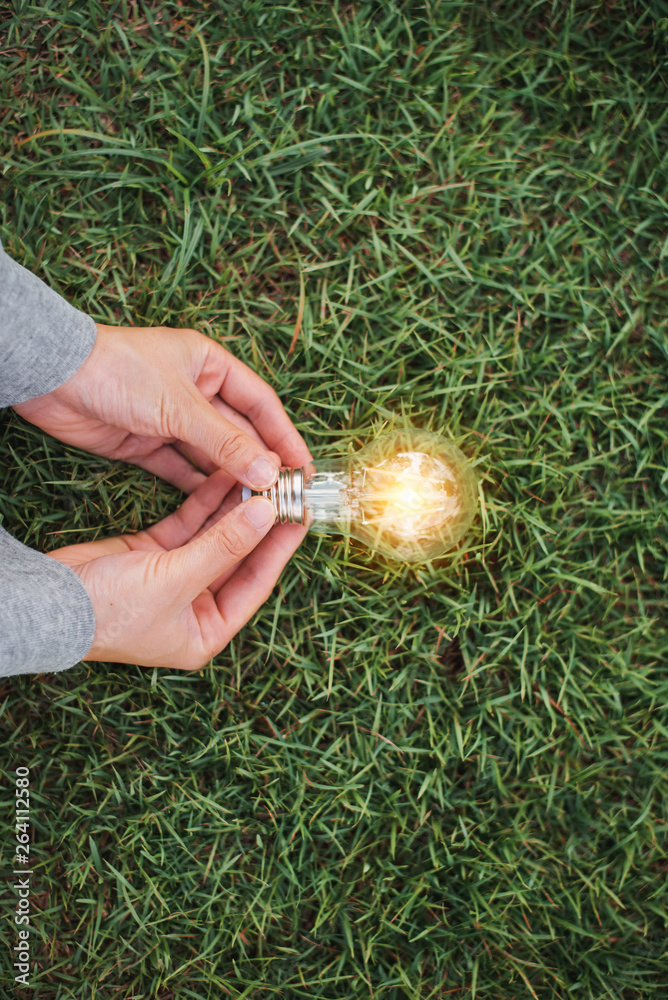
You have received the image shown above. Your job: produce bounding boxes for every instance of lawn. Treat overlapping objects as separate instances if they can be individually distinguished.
[1,2,667,997]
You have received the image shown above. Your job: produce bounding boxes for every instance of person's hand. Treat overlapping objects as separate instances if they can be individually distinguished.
[49,470,306,669]
[13,324,311,493]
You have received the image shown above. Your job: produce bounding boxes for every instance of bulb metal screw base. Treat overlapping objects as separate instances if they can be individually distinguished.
[241,468,305,524]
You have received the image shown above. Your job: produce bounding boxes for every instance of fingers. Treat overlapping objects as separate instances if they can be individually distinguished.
[175,394,271,475]
[210,394,271,447]
[174,393,280,490]
[207,522,308,646]
[146,470,237,550]
[208,519,307,596]
[175,406,281,477]
[168,496,276,601]
[206,345,312,467]
[175,442,281,479]
[132,444,208,494]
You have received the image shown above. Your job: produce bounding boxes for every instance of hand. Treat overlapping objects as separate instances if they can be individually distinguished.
[13,324,311,493]
[49,471,306,669]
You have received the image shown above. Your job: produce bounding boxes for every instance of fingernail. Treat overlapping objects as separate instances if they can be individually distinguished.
[244,498,275,529]
[247,457,278,488]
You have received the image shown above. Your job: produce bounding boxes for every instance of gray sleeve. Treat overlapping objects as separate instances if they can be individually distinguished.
[0,240,97,407]
[0,526,96,676]
[0,240,98,676]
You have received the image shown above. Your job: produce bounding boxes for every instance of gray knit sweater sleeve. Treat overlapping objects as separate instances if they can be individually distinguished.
[1,241,97,676]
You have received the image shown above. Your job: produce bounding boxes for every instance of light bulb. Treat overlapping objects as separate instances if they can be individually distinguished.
[242,429,478,562]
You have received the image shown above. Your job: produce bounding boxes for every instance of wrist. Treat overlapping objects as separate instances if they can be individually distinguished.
[53,322,108,402]
[12,322,104,418]
[66,559,127,664]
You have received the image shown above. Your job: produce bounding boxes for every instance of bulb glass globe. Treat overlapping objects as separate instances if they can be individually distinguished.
[242,429,478,563]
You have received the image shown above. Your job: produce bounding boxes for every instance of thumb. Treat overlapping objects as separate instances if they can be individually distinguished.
[176,394,280,489]
[170,496,276,601]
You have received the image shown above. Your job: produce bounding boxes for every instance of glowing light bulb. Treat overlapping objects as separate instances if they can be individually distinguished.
[242,429,478,562]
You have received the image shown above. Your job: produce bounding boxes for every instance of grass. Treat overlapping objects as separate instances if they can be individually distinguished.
[1,1,667,997]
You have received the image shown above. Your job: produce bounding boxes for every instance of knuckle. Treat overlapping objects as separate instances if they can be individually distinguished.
[216,428,249,467]
[218,520,251,563]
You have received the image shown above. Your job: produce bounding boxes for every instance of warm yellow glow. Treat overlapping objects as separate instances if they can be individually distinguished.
[300,429,478,561]
[343,430,478,560]
[397,486,422,511]
[373,483,437,520]
[358,462,460,538]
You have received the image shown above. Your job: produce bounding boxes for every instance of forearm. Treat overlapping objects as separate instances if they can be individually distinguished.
[0,237,98,674]
[0,239,96,408]
[0,525,95,676]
